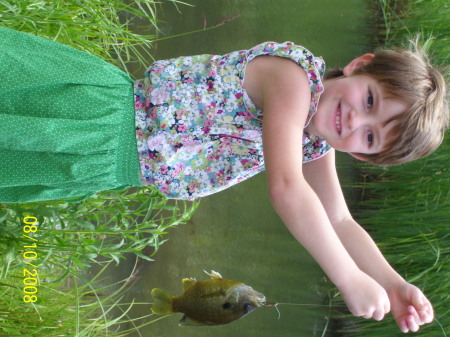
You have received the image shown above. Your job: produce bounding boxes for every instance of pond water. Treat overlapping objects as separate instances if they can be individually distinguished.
[116,0,369,336]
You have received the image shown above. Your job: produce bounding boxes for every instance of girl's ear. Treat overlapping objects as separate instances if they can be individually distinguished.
[343,54,375,76]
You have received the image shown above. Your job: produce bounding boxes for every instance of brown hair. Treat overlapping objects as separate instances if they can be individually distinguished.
[325,41,449,166]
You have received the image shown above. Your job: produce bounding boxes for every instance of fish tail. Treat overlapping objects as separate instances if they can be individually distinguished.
[151,288,174,314]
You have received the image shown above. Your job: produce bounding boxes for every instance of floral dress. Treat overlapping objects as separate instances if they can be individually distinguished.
[134,41,330,200]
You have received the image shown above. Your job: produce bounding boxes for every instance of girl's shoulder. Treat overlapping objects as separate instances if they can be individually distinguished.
[243,42,327,130]
[247,41,325,90]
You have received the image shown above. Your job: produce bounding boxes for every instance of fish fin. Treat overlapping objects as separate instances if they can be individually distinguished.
[204,270,223,279]
[182,278,196,290]
[151,288,174,314]
[179,315,215,327]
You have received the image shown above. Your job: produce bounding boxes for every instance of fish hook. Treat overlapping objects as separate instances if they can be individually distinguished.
[265,302,281,320]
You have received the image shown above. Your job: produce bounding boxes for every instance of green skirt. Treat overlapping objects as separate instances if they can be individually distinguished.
[0,27,142,203]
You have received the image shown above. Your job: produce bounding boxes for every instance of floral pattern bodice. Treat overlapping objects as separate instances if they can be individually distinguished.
[134,41,330,200]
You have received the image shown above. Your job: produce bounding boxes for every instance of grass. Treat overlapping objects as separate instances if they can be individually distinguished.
[1,187,198,277]
[0,187,198,336]
[0,0,189,72]
[0,258,172,336]
[369,0,449,72]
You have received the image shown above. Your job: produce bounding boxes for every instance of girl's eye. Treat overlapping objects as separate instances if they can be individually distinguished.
[367,92,374,110]
[367,131,374,145]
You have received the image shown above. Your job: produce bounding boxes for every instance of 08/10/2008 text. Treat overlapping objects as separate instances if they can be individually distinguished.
[22,216,39,303]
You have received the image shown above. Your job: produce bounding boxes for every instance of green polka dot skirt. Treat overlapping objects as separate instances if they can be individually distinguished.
[0,27,142,203]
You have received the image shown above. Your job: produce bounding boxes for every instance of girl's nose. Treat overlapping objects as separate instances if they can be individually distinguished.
[347,108,366,131]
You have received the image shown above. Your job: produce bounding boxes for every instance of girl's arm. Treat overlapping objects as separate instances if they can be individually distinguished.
[244,56,390,320]
[303,151,434,332]
[302,150,403,287]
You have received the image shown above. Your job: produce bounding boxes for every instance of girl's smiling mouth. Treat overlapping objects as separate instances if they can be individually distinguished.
[336,102,342,135]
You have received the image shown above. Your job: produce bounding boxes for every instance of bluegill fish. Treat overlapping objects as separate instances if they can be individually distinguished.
[151,270,266,326]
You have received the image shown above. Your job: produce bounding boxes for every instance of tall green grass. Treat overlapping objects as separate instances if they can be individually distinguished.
[0,258,172,336]
[0,187,198,336]
[371,0,449,72]
[0,0,188,71]
[1,187,198,278]
[331,1,449,336]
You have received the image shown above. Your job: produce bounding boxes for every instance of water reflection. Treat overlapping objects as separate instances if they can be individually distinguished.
[121,0,368,336]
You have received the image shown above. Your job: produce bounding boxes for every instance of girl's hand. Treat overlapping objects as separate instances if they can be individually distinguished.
[386,282,433,333]
[339,271,390,321]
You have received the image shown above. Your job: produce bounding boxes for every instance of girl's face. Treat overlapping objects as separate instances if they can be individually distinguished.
[306,56,407,155]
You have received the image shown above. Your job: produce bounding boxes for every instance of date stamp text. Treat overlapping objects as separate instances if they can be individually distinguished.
[22,216,39,303]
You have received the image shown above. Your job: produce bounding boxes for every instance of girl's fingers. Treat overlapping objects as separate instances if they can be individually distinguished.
[398,319,409,334]
[408,303,434,325]
[363,304,388,321]
[372,309,385,321]
[406,314,419,332]
[412,289,424,305]
[418,307,433,324]
[362,310,374,319]
[419,300,434,323]
[408,305,422,324]
[410,289,434,324]
[423,308,434,324]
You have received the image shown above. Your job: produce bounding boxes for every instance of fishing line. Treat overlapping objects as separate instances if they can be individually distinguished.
[433,317,447,337]
[272,304,281,319]
[268,302,347,308]
[268,303,446,337]
[265,302,346,320]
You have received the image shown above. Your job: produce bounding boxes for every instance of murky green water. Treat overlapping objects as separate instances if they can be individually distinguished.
[118,0,369,336]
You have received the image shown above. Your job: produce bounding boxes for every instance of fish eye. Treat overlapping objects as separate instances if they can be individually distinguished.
[222,302,232,310]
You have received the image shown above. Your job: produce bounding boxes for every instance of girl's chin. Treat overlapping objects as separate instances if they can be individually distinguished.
[326,143,346,153]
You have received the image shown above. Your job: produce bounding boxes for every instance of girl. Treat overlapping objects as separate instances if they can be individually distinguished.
[1,27,448,333]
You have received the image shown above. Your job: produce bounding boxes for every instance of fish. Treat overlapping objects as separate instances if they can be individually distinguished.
[151,270,266,326]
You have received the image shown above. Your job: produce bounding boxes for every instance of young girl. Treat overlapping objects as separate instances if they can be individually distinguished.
[1,27,448,333]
